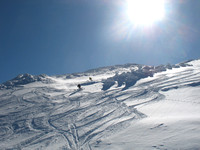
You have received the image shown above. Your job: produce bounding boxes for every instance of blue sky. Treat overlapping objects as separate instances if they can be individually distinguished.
[0,0,200,83]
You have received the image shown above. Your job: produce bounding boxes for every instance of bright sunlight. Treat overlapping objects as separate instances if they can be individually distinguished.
[126,0,166,26]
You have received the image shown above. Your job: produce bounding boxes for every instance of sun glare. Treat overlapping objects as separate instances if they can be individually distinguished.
[126,0,166,26]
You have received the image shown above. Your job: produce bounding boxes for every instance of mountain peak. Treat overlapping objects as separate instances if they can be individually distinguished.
[0,73,48,89]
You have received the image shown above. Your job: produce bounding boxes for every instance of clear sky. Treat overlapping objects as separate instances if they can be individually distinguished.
[0,0,200,83]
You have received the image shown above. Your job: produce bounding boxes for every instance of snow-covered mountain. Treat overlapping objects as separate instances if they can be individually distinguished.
[0,59,200,150]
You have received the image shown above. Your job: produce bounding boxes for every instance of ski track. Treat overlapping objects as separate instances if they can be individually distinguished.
[0,61,200,149]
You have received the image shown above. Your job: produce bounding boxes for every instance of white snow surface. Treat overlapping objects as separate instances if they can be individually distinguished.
[0,60,200,149]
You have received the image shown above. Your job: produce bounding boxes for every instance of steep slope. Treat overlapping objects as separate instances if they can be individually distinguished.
[0,60,200,149]
[93,59,200,150]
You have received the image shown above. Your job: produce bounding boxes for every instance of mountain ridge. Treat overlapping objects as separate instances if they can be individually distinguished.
[0,59,195,90]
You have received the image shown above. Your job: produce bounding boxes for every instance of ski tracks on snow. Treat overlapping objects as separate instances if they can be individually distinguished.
[1,62,200,149]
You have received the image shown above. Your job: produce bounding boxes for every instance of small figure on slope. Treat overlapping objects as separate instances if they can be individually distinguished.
[77,84,81,89]
[89,77,93,81]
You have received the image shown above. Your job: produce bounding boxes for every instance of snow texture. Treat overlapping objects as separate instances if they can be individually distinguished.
[0,59,200,150]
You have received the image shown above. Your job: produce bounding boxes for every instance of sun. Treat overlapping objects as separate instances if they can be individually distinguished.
[126,0,166,26]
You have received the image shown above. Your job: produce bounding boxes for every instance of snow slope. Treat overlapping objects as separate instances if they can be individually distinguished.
[0,60,200,149]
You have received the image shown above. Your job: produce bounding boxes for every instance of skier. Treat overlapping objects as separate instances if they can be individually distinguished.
[77,84,81,89]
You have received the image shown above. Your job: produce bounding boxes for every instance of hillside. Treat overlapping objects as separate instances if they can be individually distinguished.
[0,59,200,149]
